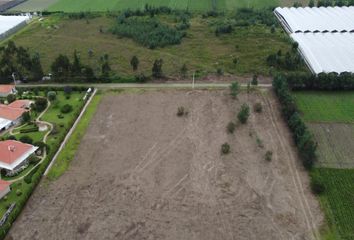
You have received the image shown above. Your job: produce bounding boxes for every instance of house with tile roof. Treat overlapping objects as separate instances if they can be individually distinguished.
[0,104,27,131]
[0,180,10,200]
[0,140,38,176]
[0,85,16,97]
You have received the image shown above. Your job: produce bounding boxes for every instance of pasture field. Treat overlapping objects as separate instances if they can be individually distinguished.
[7,89,322,239]
[294,91,354,123]
[9,0,305,12]
[311,168,354,240]
[7,15,293,78]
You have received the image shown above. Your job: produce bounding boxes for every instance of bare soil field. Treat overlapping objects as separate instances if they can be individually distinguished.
[309,123,354,168]
[8,89,322,240]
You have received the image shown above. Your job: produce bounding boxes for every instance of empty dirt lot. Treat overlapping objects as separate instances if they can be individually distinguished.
[8,89,322,240]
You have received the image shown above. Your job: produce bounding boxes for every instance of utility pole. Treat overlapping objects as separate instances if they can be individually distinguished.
[192,72,195,89]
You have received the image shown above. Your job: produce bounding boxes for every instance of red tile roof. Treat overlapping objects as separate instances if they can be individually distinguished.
[8,100,31,109]
[0,104,26,121]
[0,180,10,191]
[0,85,15,94]
[0,140,33,165]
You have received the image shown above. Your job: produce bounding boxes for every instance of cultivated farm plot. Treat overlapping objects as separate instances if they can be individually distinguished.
[11,0,281,12]
[294,91,354,123]
[308,123,354,168]
[8,90,322,240]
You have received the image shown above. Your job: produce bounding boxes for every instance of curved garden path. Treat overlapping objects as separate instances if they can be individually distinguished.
[7,99,53,183]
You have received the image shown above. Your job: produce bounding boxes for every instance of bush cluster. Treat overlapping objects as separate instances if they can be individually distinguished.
[112,17,185,49]
[273,75,317,170]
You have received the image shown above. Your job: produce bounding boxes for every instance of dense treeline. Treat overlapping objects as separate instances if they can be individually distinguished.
[233,8,278,27]
[273,75,317,170]
[281,72,354,90]
[312,0,354,7]
[0,41,43,84]
[50,51,114,82]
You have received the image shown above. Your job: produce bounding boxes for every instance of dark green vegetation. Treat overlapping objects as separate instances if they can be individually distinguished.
[0,41,43,84]
[273,75,317,170]
[6,9,295,81]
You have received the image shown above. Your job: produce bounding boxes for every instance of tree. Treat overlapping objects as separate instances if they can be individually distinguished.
[152,59,163,78]
[6,94,16,104]
[51,54,71,82]
[237,104,250,124]
[34,97,48,112]
[230,81,239,99]
[47,91,56,101]
[180,64,188,78]
[130,56,139,71]
[71,50,82,77]
[61,104,73,114]
[309,0,315,7]
[251,75,258,86]
[21,111,31,123]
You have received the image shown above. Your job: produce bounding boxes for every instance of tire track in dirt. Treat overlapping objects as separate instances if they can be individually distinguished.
[263,94,320,240]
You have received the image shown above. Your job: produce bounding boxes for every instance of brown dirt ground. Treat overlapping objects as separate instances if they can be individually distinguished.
[8,89,323,240]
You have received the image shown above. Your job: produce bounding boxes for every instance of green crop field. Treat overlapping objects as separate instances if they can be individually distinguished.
[311,168,354,240]
[9,0,307,12]
[6,15,292,78]
[293,91,354,239]
[294,91,354,123]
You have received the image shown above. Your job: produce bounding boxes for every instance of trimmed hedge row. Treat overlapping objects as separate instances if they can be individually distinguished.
[273,75,317,170]
[283,72,354,91]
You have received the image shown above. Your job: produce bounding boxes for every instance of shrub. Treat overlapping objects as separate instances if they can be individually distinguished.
[237,104,250,124]
[226,122,236,134]
[251,74,258,86]
[265,151,273,161]
[34,97,48,112]
[16,189,22,196]
[6,94,16,104]
[311,178,325,195]
[47,91,56,101]
[177,106,187,117]
[61,104,73,114]
[21,112,31,123]
[19,135,33,144]
[253,102,263,113]
[221,143,230,154]
[230,81,239,99]
[24,174,32,184]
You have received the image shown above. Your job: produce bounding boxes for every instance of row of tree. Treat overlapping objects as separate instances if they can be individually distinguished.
[273,75,317,170]
[0,41,43,84]
[308,0,354,7]
[281,72,354,90]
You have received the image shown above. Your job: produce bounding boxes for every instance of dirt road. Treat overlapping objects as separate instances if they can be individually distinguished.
[8,90,322,240]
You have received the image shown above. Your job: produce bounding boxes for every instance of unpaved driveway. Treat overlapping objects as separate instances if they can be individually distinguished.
[8,89,322,240]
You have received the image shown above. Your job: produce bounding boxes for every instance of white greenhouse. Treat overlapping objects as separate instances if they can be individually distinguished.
[0,15,30,39]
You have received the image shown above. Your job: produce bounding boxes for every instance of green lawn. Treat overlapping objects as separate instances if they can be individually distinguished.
[294,91,354,123]
[311,168,354,240]
[7,15,294,78]
[47,92,102,180]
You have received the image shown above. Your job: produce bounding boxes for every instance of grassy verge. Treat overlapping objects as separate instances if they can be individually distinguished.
[46,92,102,180]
